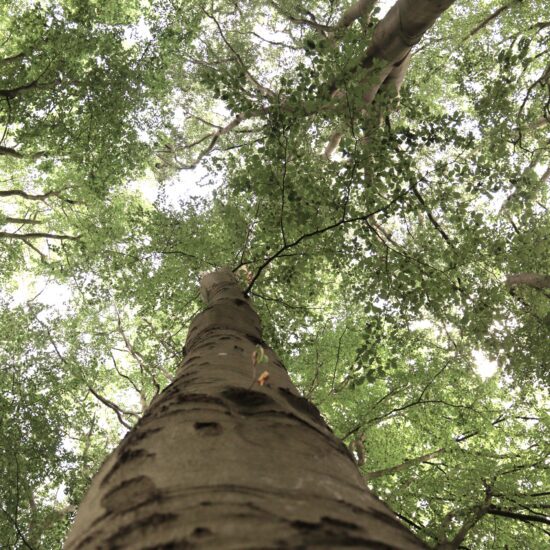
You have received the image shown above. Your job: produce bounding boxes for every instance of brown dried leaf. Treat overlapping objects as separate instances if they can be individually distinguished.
[257,370,270,386]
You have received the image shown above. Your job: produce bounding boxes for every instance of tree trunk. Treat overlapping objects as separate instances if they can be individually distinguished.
[65,268,426,549]
[506,272,550,290]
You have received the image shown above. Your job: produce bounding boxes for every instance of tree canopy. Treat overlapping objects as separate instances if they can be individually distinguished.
[0,0,549,548]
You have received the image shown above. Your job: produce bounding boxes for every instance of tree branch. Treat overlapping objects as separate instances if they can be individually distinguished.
[395,512,425,532]
[204,9,275,98]
[0,145,25,158]
[506,273,550,290]
[1,216,42,225]
[87,387,138,430]
[0,78,40,99]
[487,506,550,525]
[171,112,248,170]
[327,0,455,152]
[364,449,443,480]
[0,231,79,241]
[0,52,26,66]
[336,0,378,29]
[116,310,174,383]
[468,3,511,38]
[436,486,493,549]
[268,1,334,33]
[0,188,76,203]
[412,186,453,246]
[323,131,344,159]
[362,0,456,69]
[0,505,36,550]
[20,238,49,261]
[243,179,419,293]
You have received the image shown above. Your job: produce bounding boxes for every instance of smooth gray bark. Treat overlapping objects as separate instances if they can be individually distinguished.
[65,268,426,549]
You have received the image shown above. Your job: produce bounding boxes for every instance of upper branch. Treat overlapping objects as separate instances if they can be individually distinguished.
[1,216,42,225]
[336,0,378,30]
[87,387,138,430]
[268,1,334,33]
[487,506,550,525]
[0,231,79,241]
[243,178,420,293]
[468,2,514,38]
[506,273,550,290]
[362,0,456,68]
[163,113,253,170]
[0,189,58,201]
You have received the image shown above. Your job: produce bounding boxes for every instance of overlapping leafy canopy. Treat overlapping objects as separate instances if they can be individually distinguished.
[0,0,549,548]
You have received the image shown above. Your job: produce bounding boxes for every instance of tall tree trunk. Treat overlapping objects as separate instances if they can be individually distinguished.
[65,268,426,549]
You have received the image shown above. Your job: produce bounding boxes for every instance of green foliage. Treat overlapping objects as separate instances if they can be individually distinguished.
[1,0,549,548]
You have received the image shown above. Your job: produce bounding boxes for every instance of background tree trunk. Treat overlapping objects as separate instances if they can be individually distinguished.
[65,268,426,549]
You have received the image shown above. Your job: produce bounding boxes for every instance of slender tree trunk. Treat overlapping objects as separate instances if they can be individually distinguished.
[65,268,426,549]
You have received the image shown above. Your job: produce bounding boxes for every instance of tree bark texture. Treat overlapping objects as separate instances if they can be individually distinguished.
[364,0,456,66]
[361,0,455,102]
[506,272,550,290]
[65,268,426,549]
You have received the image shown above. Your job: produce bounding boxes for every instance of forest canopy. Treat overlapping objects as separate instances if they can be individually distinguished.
[0,0,549,548]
